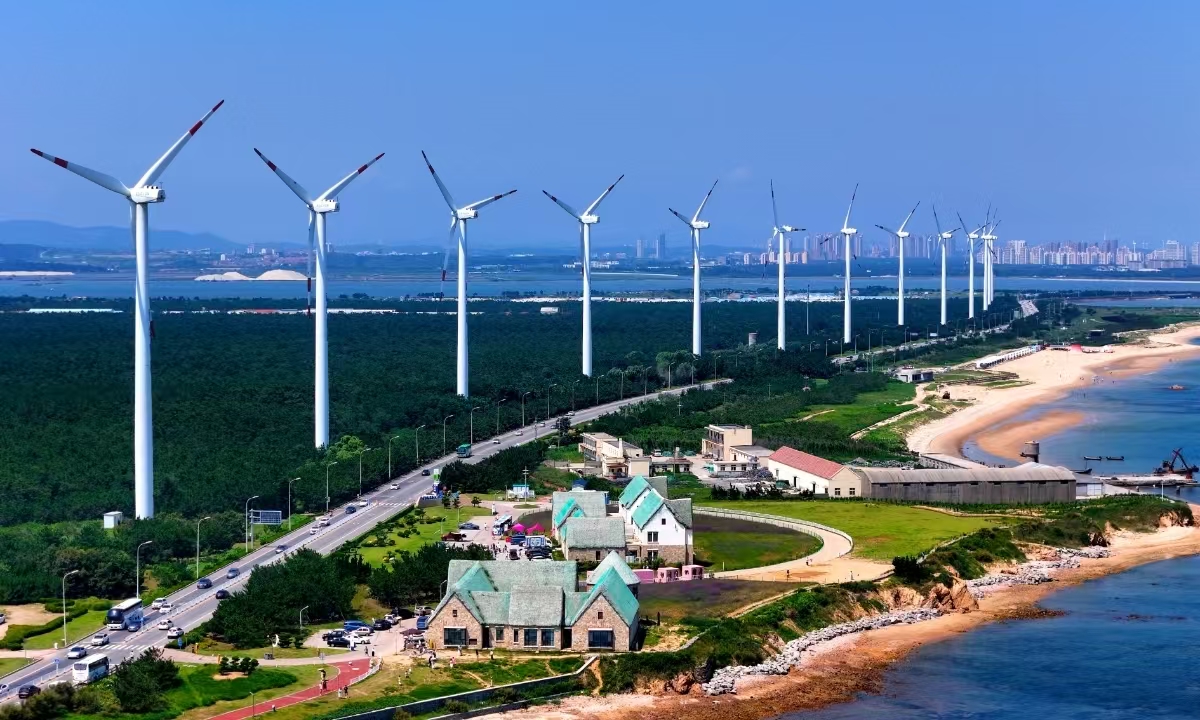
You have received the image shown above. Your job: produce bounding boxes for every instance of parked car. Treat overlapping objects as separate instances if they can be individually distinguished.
[345,505,357,515]
[413,606,432,617]
[197,577,213,589]
[371,619,392,631]
[326,636,351,648]
[416,616,429,631]
[350,630,371,642]
[343,620,369,631]
[157,619,173,631]
[421,469,431,476]
[66,646,88,660]
[275,544,287,554]
[215,589,231,600]
[0,612,6,624]
[458,522,480,531]
[17,686,39,700]
[226,567,240,579]
[90,633,109,647]
[322,630,346,642]
[167,627,185,639]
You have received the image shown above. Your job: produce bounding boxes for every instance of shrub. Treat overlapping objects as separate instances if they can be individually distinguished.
[443,700,469,713]
[892,555,930,584]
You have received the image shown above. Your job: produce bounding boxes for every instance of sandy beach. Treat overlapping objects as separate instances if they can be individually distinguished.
[908,323,1200,462]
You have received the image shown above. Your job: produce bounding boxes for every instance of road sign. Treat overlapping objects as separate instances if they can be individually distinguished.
[249,509,283,525]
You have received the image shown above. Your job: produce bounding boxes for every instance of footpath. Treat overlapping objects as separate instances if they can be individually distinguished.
[204,659,372,720]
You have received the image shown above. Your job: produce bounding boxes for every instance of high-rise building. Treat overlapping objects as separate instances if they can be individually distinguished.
[655,232,667,260]
[635,236,645,259]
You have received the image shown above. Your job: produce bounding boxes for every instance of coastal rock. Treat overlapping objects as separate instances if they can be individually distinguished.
[948,581,979,612]
[966,547,1107,597]
[883,586,922,610]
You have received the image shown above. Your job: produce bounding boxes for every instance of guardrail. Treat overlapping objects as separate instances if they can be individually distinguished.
[693,507,853,555]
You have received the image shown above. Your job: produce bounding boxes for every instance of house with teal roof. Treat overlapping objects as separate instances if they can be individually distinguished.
[425,557,640,653]
[618,475,694,564]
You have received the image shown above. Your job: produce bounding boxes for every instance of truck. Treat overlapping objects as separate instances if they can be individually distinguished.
[105,598,143,632]
[456,443,472,458]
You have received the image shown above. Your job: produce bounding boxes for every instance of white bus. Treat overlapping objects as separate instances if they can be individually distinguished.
[106,598,143,631]
[72,654,109,685]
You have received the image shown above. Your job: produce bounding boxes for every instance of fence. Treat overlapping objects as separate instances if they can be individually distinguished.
[693,506,853,555]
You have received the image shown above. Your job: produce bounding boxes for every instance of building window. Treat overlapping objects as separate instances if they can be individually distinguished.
[596,550,602,560]
[834,488,842,497]
[647,550,658,561]
[848,488,856,497]
[597,610,604,620]
[514,629,519,642]
[540,629,555,646]
[647,531,659,543]
[661,518,667,525]
[524,628,539,647]
[494,627,505,643]
[451,609,458,618]
[444,628,467,647]
[588,630,615,649]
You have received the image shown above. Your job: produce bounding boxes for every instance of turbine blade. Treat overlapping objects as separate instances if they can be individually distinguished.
[692,179,718,222]
[583,174,624,216]
[770,180,781,234]
[441,218,457,294]
[991,219,1003,234]
[875,224,898,237]
[136,100,224,188]
[931,204,945,238]
[30,149,130,197]
[318,153,385,202]
[465,189,517,212]
[896,200,920,235]
[253,148,313,205]
[669,208,692,226]
[421,151,457,211]
[541,190,581,219]
[306,211,314,312]
[956,211,973,238]
[842,183,858,231]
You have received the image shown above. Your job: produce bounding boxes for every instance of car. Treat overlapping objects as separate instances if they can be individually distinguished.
[492,438,501,444]
[159,601,173,613]
[371,619,392,631]
[197,577,213,589]
[309,527,319,535]
[458,522,480,531]
[343,620,369,631]
[413,606,432,617]
[326,636,351,648]
[389,483,399,490]
[0,612,6,624]
[537,422,546,427]
[157,619,173,631]
[350,626,373,636]
[416,616,429,631]
[226,567,240,579]
[345,505,357,515]
[167,627,185,639]
[421,469,431,476]
[150,598,165,610]
[17,685,39,700]
[215,589,231,600]
[322,630,345,642]
[356,500,369,508]
[66,647,88,660]
[317,516,331,526]
[275,544,287,554]
[90,632,109,647]
[567,411,575,417]
[515,429,523,435]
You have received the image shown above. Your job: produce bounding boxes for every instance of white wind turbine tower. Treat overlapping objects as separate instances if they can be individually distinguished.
[669,180,718,356]
[957,211,985,321]
[423,152,517,397]
[875,201,920,327]
[768,181,804,351]
[542,175,624,377]
[31,100,225,519]
[931,205,958,327]
[982,218,1001,310]
[838,185,859,344]
[253,148,386,447]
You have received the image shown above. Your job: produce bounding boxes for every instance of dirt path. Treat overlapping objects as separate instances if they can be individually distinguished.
[0,605,57,641]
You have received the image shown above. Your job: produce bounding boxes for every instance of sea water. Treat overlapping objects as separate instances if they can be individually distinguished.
[781,555,1200,719]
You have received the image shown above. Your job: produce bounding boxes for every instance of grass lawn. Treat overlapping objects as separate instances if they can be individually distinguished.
[701,500,998,560]
[165,664,319,720]
[193,639,349,660]
[798,382,917,435]
[692,515,821,572]
[23,609,108,650]
[357,503,492,566]
[545,446,585,463]
[638,580,796,624]
[532,464,576,492]
[0,658,30,677]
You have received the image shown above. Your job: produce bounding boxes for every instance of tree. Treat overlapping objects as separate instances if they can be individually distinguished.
[111,648,180,713]
[470,496,481,508]
[554,416,571,441]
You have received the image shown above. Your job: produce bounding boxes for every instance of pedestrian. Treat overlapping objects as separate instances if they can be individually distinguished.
[489,649,495,661]
[475,648,479,658]
[271,704,277,713]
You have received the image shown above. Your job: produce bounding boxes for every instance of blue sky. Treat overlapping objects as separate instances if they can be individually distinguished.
[2,1,1197,250]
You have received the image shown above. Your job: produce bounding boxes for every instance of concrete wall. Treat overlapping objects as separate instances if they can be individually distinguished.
[569,595,633,652]
[870,479,1076,504]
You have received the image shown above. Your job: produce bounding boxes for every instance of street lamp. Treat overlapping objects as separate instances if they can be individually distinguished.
[642,366,650,396]
[667,363,675,389]
[387,435,402,478]
[62,570,79,645]
[287,478,300,530]
[521,391,532,426]
[244,495,260,549]
[415,424,426,465]
[571,380,579,410]
[135,540,153,600]
[469,406,481,445]
[357,447,374,498]
[547,383,557,418]
[196,516,212,579]
[324,463,337,515]
[495,400,506,434]
[443,414,455,455]
[300,605,310,630]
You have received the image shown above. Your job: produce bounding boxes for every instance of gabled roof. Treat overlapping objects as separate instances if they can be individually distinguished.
[567,567,639,627]
[630,490,665,529]
[553,497,581,528]
[551,490,608,521]
[647,476,670,498]
[618,475,650,508]
[587,551,640,586]
[767,446,846,480]
[562,517,626,549]
[508,586,564,626]
[445,559,577,593]
[665,498,693,528]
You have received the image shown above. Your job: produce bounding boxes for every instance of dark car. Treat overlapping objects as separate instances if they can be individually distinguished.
[371,619,392,631]
[421,469,431,476]
[326,636,351,648]
[225,567,240,579]
[215,589,231,600]
[322,630,345,642]
[197,577,213,589]
[17,686,39,699]
[345,505,357,515]
[458,522,480,531]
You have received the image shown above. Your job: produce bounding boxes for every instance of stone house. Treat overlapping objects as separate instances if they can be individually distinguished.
[550,490,609,540]
[560,517,627,562]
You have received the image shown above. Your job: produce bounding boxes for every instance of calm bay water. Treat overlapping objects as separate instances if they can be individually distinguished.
[783,555,1200,719]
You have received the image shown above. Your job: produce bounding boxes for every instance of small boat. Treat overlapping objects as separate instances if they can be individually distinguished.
[1074,467,1094,475]
[1169,385,1185,391]
[1083,456,1102,461]
[1106,456,1125,461]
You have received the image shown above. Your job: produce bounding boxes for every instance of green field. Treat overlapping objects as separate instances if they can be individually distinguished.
[692,515,821,572]
[22,609,109,650]
[638,579,795,624]
[797,382,917,434]
[545,446,585,463]
[0,657,30,677]
[700,500,998,560]
[356,503,494,566]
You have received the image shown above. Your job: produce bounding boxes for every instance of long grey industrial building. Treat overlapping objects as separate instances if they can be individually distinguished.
[849,463,1077,504]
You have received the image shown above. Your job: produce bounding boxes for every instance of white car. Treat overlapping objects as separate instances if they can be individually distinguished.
[356,500,369,508]
[515,430,523,436]
[309,527,319,535]
[159,601,173,613]
[150,598,165,610]
[167,627,185,639]
[157,619,172,631]
[90,633,109,647]
[492,438,500,444]
[389,483,399,490]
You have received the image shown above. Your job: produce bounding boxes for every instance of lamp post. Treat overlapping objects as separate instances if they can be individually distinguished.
[547,383,556,418]
[387,435,401,479]
[135,540,153,600]
[571,380,579,410]
[415,425,425,465]
[195,515,212,579]
[642,366,649,396]
[357,447,373,498]
[62,569,79,645]
[300,605,309,630]
[521,392,532,427]
[243,495,260,549]
[443,414,455,456]
[495,400,505,434]
[469,406,481,445]
[667,363,675,389]
[324,463,336,515]
[825,339,831,356]
[287,478,300,530]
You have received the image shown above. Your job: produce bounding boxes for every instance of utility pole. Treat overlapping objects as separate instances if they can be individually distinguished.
[547,383,556,418]
[443,414,455,456]
[357,447,373,498]
[243,495,260,548]
[135,540,154,600]
[470,406,481,445]
[324,463,336,515]
[415,425,425,465]
[62,570,79,646]
[387,435,401,478]
[287,477,300,529]
[495,400,505,434]
[521,391,532,427]
[196,516,211,579]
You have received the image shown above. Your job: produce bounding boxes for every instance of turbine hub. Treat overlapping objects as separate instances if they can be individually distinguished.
[455,208,477,221]
[692,220,710,230]
[580,214,599,225]
[130,186,165,204]
[312,198,339,213]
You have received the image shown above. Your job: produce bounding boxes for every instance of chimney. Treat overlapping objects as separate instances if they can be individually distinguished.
[618,438,624,455]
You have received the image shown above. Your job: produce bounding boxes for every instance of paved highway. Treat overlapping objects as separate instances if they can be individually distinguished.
[0,380,725,698]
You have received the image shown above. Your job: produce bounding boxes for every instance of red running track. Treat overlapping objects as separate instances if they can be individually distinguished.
[208,660,373,720]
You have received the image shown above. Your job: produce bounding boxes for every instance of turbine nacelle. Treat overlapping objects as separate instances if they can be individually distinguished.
[580,213,599,225]
[895,230,910,239]
[130,186,165,204]
[312,198,340,214]
[779,225,803,233]
[455,207,478,221]
[841,227,857,237]
[692,220,710,230]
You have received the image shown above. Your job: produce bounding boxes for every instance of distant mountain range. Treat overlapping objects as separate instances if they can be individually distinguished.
[0,220,243,253]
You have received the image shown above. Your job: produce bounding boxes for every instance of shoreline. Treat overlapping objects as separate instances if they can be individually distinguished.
[500,519,1200,720]
[907,323,1200,463]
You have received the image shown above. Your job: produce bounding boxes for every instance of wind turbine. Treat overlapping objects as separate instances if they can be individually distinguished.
[957,211,986,320]
[253,149,385,447]
[838,185,859,343]
[31,100,224,519]
[875,201,920,327]
[768,182,806,350]
[543,175,624,377]
[931,205,958,327]
[423,152,517,397]
[669,180,718,356]
[982,218,1001,309]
